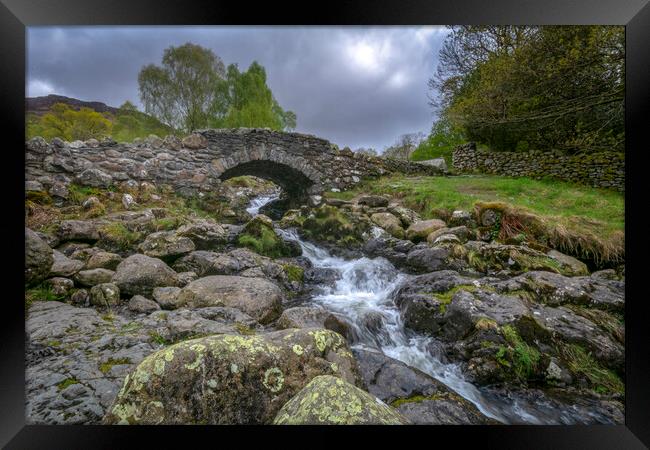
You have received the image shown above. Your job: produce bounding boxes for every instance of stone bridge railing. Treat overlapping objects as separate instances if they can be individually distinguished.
[25,128,443,198]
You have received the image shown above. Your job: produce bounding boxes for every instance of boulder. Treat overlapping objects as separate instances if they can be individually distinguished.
[50,250,84,277]
[353,349,494,424]
[74,269,115,287]
[387,205,421,227]
[85,251,123,270]
[45,277,74,297]
[103,328,361,424]
[127,295,161,314]
[273,375,410,425]
[276,306,352,339]
[25,228,54,286]
[57,220,102,242]
[370,212,404,239]
[121,193,136,210]
[138,231,195,262]
[112,254,180,297]
[176,219,228,250]
[152,287,183,310]
[177,275,283,324]
[427,226,471,244]
[546,250,589,277]
[449,210,473,227]
[406,219,447,242]
[89,283,120,308]
[177,271,198,287]
[357,195,389,207]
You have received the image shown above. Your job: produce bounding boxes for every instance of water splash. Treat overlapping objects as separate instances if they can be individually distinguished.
[246,191,281,216]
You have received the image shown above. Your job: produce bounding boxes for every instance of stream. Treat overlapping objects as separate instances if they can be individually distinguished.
[252,195,618,425]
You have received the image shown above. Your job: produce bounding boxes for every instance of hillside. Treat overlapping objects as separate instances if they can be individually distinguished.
[26,94,175,142]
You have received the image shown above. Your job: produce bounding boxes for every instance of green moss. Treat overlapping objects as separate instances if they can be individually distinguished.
[68,184,103,205]
[431,284,494,314]
[57,377,80,390]
[282,263,304,283]
[99,357,132,374]
[300,205,368,247]
[151,217,182,231]
[99,222,142,250]
[237,221,296,258]
[25,284,66,309]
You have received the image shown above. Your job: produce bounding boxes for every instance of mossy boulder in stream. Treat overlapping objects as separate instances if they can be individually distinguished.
[103,328,362,424]
[272,375,411,425]
[300,205,369,247]
[237,215,301,258]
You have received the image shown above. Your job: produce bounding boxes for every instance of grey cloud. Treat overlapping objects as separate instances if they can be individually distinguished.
[27,26,448,150]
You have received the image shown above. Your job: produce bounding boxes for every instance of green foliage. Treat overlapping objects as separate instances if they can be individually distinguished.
[411,114,464,166]
[139,42,226,132]
[237,226,292,258]
[282,263,305,283]
[211,61,296,131]
[25,284,67,309]
[431,26,624,153]
[497,325,541,380]
[559,343,624,395]
[30,103,113,141]
[149,331,171,346]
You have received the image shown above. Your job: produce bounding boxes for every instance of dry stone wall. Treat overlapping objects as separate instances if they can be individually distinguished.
[452,143,624,191]
[25,128,443,198]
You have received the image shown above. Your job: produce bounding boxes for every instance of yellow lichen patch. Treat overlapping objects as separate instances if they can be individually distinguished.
[111,402,140,425]
[262,367,285,393]
[184,343,207,371]
[292,344,304,356]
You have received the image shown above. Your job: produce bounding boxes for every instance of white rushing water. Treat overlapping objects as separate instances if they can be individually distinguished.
[245,191,281,216]
[275,227,615,425]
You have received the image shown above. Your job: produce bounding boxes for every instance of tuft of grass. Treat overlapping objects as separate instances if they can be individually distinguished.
[559,343,624,395]
[99,357,131,374]
[149,331,171,346]
[99,222,142,250]
[497,324,541,380]
[25,285,66,310]
[234,322,257,336]
[57,377,80,391]
[238,227,291,258]
[68,184,103,205]
[282,263,304,283]
[327,174,623,265]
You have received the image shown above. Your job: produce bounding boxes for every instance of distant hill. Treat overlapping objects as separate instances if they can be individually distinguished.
[26,94,122,116]
[26,94,175,142]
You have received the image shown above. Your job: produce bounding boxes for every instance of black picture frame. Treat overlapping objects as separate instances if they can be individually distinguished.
[2,0,649,447]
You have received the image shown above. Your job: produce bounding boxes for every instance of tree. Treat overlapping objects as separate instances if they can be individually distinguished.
[119,100,138,112]
[138,42,226,132]
[382,132,425,160]
[38,103,112,141]
[210,61,297,131]
[355,147,377,157]
[429,26,624,153]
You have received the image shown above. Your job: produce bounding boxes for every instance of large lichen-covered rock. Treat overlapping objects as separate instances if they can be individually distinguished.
[50,249,84,278]
[405,219,447,242]
[177,275,283,324]
[272,375,410,425]
[546,249,589,276]
[103,329,361,425]
[112,254,180,297]
[26,227,54,286]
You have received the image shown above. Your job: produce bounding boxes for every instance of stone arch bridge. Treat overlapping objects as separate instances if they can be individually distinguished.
[25,128,443,200]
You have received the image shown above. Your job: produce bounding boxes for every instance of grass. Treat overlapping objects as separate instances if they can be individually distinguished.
[282,263,305,283]
[98,222,142,250]
[410,145,455,168]
[25,285,66,310]
[559,343,624,395]
[327,174,624,264]
[497,324,541,381]
[149,331,171,346]
[57,377,80,390]
[99,357,131,374]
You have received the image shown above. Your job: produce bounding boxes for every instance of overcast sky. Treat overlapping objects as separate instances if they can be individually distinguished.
[27,26,448,151]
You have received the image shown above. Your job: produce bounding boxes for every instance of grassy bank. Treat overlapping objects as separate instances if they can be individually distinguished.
[327,174,624,265]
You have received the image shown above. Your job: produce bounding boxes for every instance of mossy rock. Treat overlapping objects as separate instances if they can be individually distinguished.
[272,375,410,425]
[300,205,369,247]
[238,215,301,258]
[103,328,362,425]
